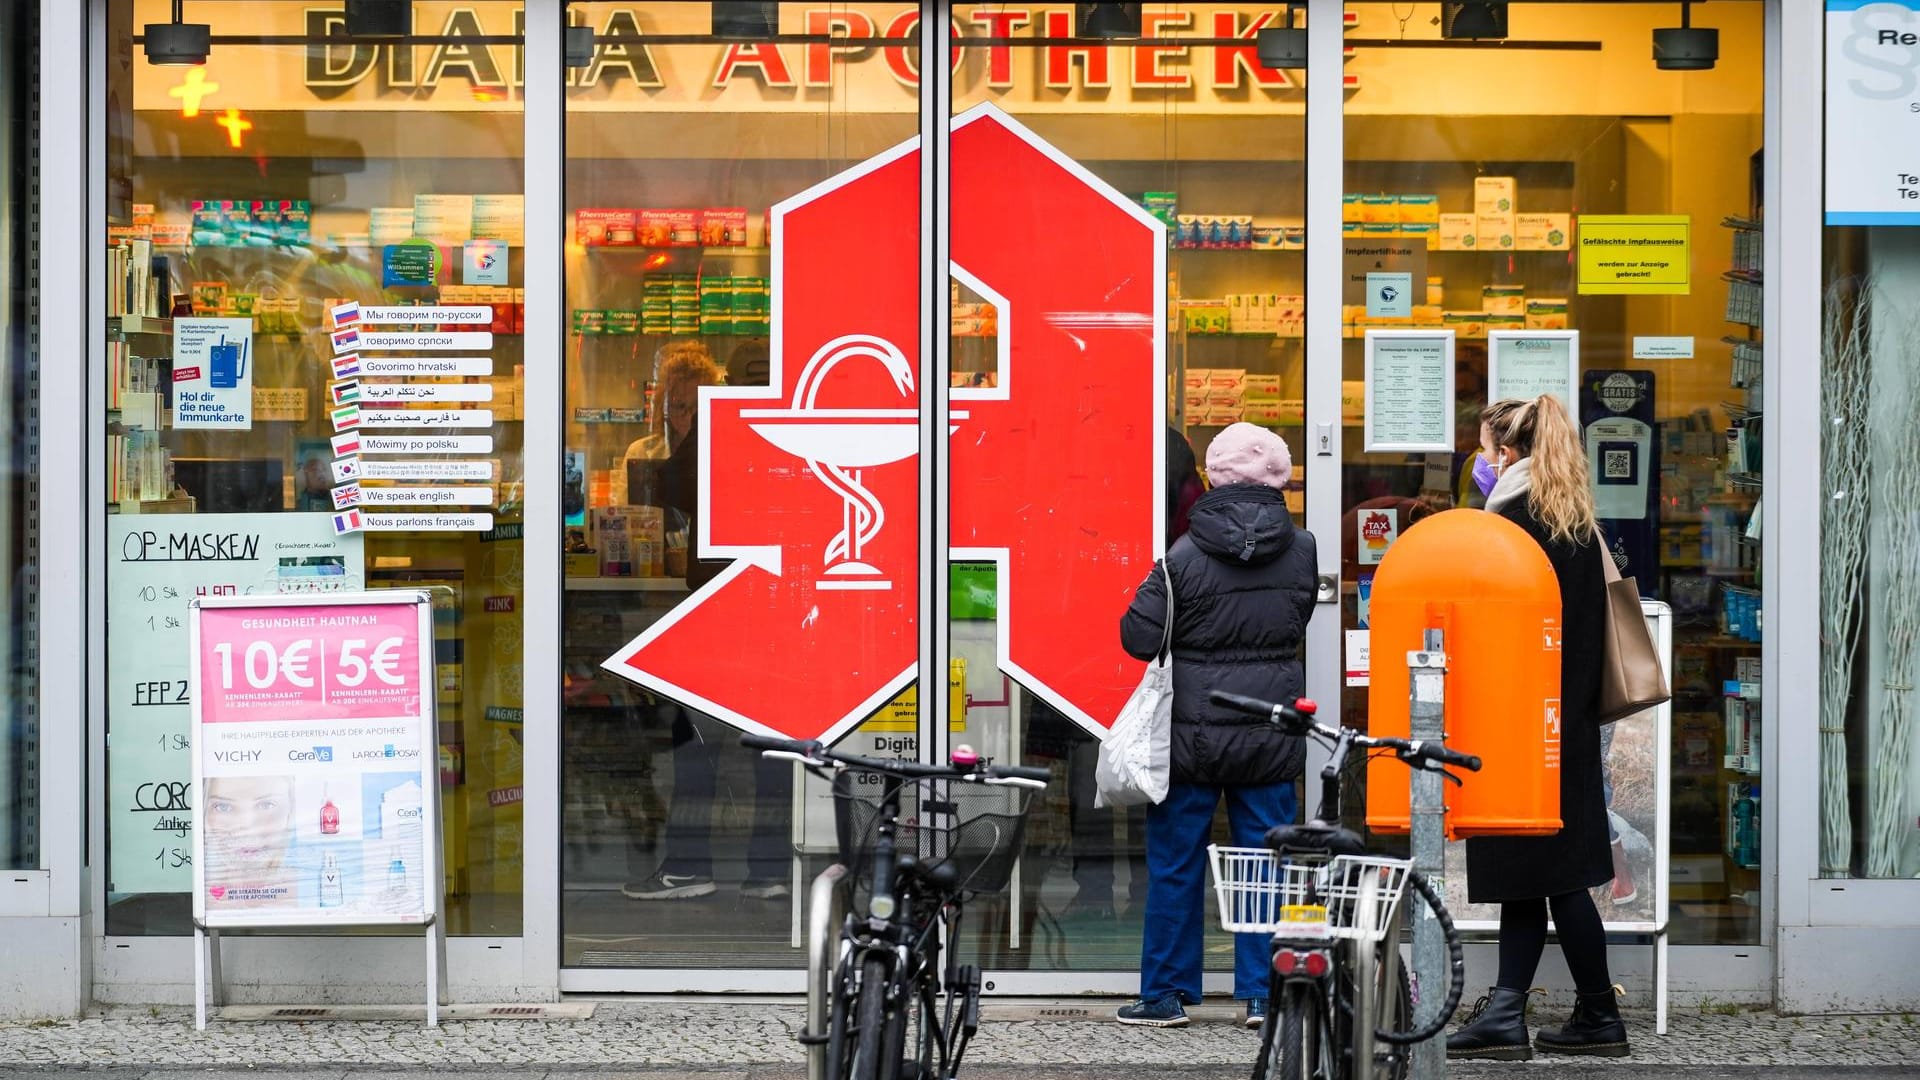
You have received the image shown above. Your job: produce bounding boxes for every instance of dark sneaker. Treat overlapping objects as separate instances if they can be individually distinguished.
[1246,997,1268,1029]
[741,879,791,900]
[1117,994,1189,1028]
[622,871,716,900]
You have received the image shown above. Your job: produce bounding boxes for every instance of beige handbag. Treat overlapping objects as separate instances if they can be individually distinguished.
[1596,532,1670,725]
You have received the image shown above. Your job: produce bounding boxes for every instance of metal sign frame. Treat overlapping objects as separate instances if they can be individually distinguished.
[186,590,446,1028]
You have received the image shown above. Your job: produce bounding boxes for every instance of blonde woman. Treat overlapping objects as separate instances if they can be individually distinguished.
[1447,395,1628,1061]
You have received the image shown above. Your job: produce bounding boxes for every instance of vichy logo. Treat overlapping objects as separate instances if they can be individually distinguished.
[212,749,262,764]
[288,746,334,762]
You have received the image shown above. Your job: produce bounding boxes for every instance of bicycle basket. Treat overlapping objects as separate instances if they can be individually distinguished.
[833,770,1034,896]
[1207,846,1412,943]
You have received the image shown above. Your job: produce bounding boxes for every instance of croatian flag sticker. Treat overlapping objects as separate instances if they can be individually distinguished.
[331,482,361,511]
[331,353,362,379]
[331,301,362,328]
[331,508,365,535]
[330,456,361,483]
[330,431,361,457]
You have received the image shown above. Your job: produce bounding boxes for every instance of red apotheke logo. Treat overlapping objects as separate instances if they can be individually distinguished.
[603,104,1162,744]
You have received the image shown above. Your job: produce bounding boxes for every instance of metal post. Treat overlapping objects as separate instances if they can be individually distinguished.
[1408,629,1450,1080]
[806,864,851,1080]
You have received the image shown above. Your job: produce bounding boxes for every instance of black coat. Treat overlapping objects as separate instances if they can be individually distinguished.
[1120,483,1314,787]
[1464,497,1614,903]
[660,422,723,589]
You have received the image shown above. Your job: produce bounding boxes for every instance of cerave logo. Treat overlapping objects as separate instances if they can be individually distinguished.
[288,746,334,762]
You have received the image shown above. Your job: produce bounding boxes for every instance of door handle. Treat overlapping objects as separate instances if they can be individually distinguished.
[1316,574,1338,604]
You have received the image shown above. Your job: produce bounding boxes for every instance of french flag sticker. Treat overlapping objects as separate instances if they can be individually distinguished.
[331,482,361,510]
[330,431,361,457]
[332,353,362,379]
[331,301,362,328]
[331,508,365,535]
[331,403,361,431]
[330,456,361,483]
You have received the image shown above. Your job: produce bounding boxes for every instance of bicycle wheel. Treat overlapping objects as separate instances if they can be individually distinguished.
[851,954,900,1080]
[1271,981,1330,1080]
[1331,949,1412,1080]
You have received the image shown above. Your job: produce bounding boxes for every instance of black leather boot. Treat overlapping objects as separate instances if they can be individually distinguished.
[1446,986,1533,1061]
[1535,988,1631,1057]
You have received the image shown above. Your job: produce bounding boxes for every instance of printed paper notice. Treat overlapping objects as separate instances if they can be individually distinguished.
[1576,216,1690,295]
[1345,630,1370,687]
[1363,331,1454,452]
[1825,1,1920,226]
[1489,332,1578,412]
[172,318,255,430]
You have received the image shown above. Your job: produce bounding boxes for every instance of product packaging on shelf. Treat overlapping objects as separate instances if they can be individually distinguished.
[1516,213,1571,251]
[1483,284,1527,316]
[415,194,476,243]
[1360,195,1398,224]
[369,206,416,247]
[473,194,525,244]
[577,208,636,246]
[1476,214,1516,251]
[1438,214,1476,251]
[1474,177,1517,216]
[1525,299,1569,330]
[1397,195,1440,224]
[698,208,749,246]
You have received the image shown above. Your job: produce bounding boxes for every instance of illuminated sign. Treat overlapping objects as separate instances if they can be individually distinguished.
[291,5,1358,96]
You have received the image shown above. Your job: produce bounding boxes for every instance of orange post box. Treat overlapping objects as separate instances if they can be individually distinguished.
[1365,509,1564,838]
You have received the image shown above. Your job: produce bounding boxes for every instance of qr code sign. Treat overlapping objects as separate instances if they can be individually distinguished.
[1604,449,1631,479]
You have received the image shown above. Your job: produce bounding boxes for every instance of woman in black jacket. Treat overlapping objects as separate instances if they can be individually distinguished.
[1447,394,1628,1060]
[1114,423,1316,1030]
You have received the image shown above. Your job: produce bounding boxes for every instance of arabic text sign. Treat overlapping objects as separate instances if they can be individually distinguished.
[1825,0,1920,226]
[191,592,438,928]
[1576,216,1691,295]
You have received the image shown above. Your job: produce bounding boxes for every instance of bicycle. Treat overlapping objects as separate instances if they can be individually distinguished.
[741,733,1049,1080]
[1206,691,1484,1080]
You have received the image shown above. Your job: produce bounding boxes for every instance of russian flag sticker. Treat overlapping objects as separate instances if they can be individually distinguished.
[332,353,362,379]
[331,301,362,328]
[330,431,361,457]
[331,508,365,535]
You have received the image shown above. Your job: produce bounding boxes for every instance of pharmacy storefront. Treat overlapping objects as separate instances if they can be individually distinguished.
[1,0,1916,1016]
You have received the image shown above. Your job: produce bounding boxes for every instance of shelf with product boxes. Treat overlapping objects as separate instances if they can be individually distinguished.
[1341,282,1569,339]
[1342,179,1572,254]
[572,272,771,339]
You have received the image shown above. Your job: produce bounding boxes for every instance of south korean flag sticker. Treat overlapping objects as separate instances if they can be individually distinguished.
[331,456,362,484]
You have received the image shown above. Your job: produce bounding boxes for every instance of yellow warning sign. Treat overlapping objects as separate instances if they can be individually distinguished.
[1575,215,1691,295]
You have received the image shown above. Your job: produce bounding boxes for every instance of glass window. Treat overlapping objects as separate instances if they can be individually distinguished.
[947,4,1309,977]
[103,1,524,935]
[1343,2,1765,944]
[1,0,39,870]
[560,1,921,969]
[1818,3,1920,878]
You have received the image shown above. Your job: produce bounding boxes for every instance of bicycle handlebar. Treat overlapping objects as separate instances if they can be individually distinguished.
[740,733,1052,787]
[1207,691,1483,774]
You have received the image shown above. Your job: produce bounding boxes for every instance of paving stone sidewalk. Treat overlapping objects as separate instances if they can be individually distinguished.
[0,1002,1913,1070]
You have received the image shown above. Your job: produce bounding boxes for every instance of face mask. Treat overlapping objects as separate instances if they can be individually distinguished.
[1472,454,1500,497]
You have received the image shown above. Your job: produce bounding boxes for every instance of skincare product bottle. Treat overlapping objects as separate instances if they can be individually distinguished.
[318,852,343,908]
[319,787,340,836]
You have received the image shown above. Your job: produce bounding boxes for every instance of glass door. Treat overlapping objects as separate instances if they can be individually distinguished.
[560,2,927,977]
[941,4,1312,990]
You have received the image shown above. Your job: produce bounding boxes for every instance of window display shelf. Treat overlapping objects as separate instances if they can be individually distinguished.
[108,315,171,337]
[582,246,768,258]
[563,576,690,593]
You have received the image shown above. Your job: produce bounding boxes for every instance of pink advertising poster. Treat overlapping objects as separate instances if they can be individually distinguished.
[196,603,423,724]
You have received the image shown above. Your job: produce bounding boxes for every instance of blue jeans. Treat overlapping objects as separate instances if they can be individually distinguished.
[1141,780,1297,1003]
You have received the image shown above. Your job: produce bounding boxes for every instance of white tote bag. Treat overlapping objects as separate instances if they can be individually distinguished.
[1094,562,1175,808]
